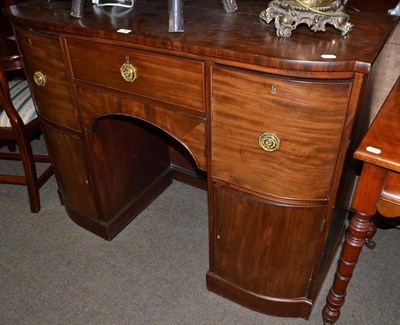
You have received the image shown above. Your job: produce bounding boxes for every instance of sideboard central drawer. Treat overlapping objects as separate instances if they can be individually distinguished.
[67,38,205,112]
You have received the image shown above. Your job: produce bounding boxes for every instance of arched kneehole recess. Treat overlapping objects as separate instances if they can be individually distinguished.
[85,114,206,234]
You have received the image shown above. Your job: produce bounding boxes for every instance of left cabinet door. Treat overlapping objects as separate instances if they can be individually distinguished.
[41,125,100,223]
[14,26,80,130]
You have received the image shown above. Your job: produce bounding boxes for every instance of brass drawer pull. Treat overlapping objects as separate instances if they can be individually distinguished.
[120,56,137,82]
[33,71,46,87]
[259,132,280,152]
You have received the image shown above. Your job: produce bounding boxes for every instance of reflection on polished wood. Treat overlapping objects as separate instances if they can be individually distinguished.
[323,77,400,324]
[5,0,400,320]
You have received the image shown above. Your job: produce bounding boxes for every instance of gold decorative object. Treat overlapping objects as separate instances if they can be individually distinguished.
[260,0,353,37]
[33,71,46,87]
[259,132,280,152]
[120,56,137,82]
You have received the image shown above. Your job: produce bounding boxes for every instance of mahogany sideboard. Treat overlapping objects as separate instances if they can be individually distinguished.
[5,0,399,319]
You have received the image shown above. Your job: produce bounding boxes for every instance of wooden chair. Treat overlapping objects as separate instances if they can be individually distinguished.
[0,23,53,213]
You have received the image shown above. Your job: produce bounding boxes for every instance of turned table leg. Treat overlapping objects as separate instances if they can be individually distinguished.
[322,210,374,324]
[322,163,387,324]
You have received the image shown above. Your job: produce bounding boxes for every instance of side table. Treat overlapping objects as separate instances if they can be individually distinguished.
[322,76,400,324]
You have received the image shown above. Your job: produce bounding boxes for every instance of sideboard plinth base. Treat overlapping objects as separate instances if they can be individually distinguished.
[65,169,173,241]
[206,271,313,319]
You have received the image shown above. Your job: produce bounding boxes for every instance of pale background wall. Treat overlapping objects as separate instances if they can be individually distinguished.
[370,23,400,121]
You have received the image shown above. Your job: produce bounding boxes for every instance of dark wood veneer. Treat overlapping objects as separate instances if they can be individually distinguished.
[6,0,399,319]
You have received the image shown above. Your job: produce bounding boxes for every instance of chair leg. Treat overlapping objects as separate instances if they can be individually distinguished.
[17,137,41,213]
[26,178,41,213]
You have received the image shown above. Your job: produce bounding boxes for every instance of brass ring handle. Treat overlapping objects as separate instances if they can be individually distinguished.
[33,71,46,87]
[259,132,280,152]
[120,62,138,82]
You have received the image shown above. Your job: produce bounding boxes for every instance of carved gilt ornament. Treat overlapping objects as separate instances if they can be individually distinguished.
[260,0,353,37]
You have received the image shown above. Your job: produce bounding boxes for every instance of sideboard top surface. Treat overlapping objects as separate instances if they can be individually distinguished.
[6,0,400,73]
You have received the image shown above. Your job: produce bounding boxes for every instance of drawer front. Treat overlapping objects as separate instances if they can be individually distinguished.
[211,66,352,200]
[14,27,79,130]
[67,38,205,112]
